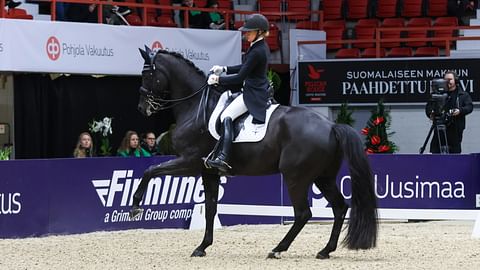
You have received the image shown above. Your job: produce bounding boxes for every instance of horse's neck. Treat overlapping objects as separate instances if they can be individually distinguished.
[172,85,220,128]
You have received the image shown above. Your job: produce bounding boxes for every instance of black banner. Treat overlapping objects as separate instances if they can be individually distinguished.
[298,58,480,105]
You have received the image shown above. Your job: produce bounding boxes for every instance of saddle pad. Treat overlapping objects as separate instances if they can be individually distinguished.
[208,91,280,143]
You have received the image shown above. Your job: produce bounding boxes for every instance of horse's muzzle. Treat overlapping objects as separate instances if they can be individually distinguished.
[137,96,151,117]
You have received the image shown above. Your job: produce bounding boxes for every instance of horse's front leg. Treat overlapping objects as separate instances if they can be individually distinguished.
[191,172,220,257]
[129,157,201,218]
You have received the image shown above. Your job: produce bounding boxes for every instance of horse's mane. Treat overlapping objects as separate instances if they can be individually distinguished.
[155,50,206,77]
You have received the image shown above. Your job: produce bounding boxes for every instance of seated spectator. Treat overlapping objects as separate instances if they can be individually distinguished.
[117,130,152,157]
[5,0,21,9]
[448,0,478,25]
[180,0,203,28]
[65,3,99,23]
[73,132,94,158]
[200,0,225,29]
[140,131,159,156]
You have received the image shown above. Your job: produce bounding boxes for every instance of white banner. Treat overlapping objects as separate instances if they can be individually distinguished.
[0,19,241,75]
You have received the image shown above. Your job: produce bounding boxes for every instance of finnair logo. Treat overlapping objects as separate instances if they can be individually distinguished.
[92,170,226,208]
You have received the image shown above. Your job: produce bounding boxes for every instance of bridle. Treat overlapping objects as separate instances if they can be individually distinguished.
[139,56,208,112]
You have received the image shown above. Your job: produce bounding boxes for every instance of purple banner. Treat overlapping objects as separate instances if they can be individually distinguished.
[1,155,479,238]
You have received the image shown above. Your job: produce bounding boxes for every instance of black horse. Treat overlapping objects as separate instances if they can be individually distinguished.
[131,47,378,259]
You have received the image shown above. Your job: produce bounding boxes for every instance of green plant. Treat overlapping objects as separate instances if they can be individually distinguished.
[0,145,12,160]
[335,102,355,126]
[267,69,281,92]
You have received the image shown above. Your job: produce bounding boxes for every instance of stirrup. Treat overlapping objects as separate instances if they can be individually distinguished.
[202,150,216,169]
[206,158,232,172]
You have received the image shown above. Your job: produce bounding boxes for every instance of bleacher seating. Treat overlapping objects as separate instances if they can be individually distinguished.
[401,0,424,17]
[426,0,448,17]
[1,0,468,60]
[335,48,361,58]
[346,0,369,20]
[356,18,380,28]
[375,0,399,18]
[362,47,386,58]
[405,17,432,47]
[353,25,376,48]
[5,8,33,20]
[414,46,440,56]
[286,0,310,21]
[380,18,405,48]
[388,47,413,57]
[322,0,344,20]
[432,16,458,47]
[258,0,282,21]
[323,20,346,50]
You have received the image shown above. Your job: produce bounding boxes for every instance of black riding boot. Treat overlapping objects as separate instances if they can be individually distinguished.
[206,117,233,172]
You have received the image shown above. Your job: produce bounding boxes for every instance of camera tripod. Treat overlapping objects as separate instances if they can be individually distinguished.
[419,115,449,154]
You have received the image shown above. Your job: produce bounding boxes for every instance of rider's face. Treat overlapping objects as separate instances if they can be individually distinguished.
[244,30,257,43]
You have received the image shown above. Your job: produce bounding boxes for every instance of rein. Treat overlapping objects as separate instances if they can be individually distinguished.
[139,82,208,111]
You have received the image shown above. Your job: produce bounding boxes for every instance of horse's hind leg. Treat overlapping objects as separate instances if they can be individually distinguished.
[314,177,348,259]
[268,178,312,259]
[191,172,220,257]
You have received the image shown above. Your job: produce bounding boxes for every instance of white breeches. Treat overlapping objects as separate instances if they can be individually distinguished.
[220,93,248,121]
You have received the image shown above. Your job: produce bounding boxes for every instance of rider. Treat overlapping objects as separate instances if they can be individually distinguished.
[205,13,271,172]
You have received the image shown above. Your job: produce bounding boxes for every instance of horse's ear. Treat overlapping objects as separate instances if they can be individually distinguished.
[145,45,152,56]
[139,48,150,64]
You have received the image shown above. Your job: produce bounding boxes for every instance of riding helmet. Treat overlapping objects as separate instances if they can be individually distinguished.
[239,14,269,32]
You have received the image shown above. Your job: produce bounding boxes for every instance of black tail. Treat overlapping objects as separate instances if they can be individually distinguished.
[332,124,378,249]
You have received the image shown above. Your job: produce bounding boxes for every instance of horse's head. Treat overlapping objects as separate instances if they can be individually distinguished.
[138,46,170,116]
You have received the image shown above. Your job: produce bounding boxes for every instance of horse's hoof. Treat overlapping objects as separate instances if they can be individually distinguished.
[316,252,330,259]
[191,249,206,257]
[129,206,144,219]
[267,251,281,259]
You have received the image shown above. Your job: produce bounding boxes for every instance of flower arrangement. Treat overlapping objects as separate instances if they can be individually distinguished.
[362,100,398,154]
[89,117,113,156]
[0,145,12,160]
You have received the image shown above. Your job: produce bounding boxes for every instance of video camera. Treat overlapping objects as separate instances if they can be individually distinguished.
[428,79,450,119]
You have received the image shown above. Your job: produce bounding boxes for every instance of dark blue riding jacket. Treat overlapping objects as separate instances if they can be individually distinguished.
[219,39,270,123]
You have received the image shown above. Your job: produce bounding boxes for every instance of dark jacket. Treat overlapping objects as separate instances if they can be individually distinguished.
[219,39,270,123]
[425,88,473,153]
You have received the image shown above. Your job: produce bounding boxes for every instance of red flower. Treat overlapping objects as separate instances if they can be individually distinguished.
[371,135,381,145]
[373,116,384,125]
[361,127,369,135]
[378,145,390,152]
[366,148,375,154]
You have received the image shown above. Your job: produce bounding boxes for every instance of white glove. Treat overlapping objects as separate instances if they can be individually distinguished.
[207,74,219,85]
[209,65,226,75]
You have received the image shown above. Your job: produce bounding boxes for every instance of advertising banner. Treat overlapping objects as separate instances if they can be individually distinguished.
[0,19,241,75]
[1,155,479,238]
[297,58,480,105]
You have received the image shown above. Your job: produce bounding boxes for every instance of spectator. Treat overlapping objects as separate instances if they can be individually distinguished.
[425,71,473,153]
[117,130,152,157]
[140,131,159,155]
[179,0,203,28]
[65,3,99,23]
[5,0,21,9]
[73,132,94,158]
[448,0,478,25]
[200,0,225,29]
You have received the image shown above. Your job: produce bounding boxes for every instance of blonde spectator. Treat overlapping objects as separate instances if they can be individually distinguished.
[73,132,94,158]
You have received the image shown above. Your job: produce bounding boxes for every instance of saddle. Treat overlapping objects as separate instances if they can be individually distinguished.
[208,91,280,143]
